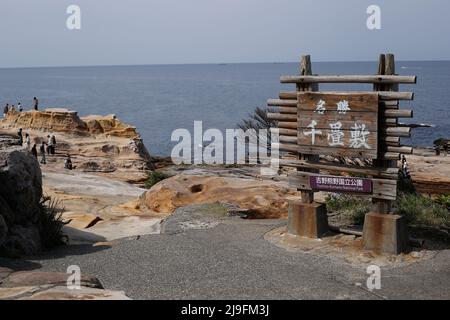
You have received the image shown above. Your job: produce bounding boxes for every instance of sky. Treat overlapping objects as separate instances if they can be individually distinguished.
[0,0,449,67]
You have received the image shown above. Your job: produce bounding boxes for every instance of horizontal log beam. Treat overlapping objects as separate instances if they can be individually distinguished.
[384,127,411,137]
[385,146,413,154]
[279,135,297,144]
[267,99,297,107]
[280,75,417,84]
[278,158,398,179]
[385,109,413,118]
[271,128,297,136]
[279,91,414,101]
[267,107,413,124]
[278,122,297,130]
[274,143,400,160]
[267,113,296,122]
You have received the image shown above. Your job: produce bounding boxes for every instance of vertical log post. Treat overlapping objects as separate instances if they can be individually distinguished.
[288,55,329,238]
[363,53,408,254]
[297,55,319,204]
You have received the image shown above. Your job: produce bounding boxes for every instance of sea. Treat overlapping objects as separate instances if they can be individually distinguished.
[0,61,448,156]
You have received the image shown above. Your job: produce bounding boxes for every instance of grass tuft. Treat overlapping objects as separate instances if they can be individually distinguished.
[38,195,68,250]
[144,171,169,189]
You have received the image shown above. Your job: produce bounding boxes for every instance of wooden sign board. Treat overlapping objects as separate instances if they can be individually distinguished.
[297,92,379,159]
[309,175,373,194]
[289,171,397,201]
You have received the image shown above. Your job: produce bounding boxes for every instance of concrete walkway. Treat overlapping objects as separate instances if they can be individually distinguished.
[1,206,449,300]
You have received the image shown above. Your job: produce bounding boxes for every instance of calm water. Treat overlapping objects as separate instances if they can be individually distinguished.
[0,61,448,156]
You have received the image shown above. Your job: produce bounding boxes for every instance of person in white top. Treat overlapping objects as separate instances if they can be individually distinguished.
[25,133,31,150]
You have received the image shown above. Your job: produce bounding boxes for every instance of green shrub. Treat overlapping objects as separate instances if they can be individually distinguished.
[38,196,68,250]
[435,194,450,210]
[325,194,371,226]
[145,171,168,189]
[395,193,450,228]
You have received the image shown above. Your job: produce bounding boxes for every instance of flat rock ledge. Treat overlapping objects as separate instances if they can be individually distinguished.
[0,267,130,300]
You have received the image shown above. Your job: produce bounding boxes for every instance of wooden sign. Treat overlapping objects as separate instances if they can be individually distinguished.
[297,92,379,159]
[288,171,397,201]
[309,175,373,193]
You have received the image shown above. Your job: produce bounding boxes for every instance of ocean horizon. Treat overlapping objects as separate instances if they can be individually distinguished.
[1,61,448,156]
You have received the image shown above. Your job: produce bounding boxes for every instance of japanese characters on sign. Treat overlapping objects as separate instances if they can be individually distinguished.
[297,92,379,159]
[309,175,373,193]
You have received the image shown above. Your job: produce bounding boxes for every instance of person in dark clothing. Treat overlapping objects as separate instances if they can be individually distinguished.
[40,142,46,164]
[51,135,56,155]
[64,154,73,170]
[31,144,38,159]
[3,104,8,118]
[33,97,39,111]
[17,128,23,146]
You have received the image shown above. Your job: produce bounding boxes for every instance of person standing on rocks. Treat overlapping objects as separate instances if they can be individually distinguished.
[18,102,23,112]
[64,154,73,170]
[17,128,23,146]
[33,97,39,111]
[3,104,9,118]
[25,133,31,150]
[40,142,47,164]
[51,135,57,155]
[31,144,38,159]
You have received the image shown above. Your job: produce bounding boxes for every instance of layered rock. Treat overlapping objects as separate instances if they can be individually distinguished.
[0,150,43,256]
[0,267,130,300]
[0,109,153,183]
[1,109,139,138]
[407,148,450,195]
[142,174,299,219]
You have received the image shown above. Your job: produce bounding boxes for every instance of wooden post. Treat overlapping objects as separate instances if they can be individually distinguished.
[288,55,329,238]
[372,54,396,214]
[364,53,408,254]
[297,55,319,204]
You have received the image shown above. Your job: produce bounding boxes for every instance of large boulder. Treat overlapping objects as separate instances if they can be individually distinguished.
[142,174,299,219]
[0,151,42,224]
[0,150,43,256]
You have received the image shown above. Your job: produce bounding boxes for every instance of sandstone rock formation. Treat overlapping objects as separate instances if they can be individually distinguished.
[407,148,450,195]
[0,109,153,184]
[0,150,43,256]
[1,108,139,138]
[0,267,130,300]
[142,174,300,219]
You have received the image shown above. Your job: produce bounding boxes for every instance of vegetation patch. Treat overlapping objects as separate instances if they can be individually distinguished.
[325,192,450,230]
[325,194,371,226]
[145,171,169,189]
[395,193,450,228]
[37,196,68,250]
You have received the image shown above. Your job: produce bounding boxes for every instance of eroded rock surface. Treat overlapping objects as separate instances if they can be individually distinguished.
[0,268,130,300]
[142,174,300,219]
[0,109,153,184]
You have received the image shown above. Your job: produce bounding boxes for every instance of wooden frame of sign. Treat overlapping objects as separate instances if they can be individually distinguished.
[267,54,416,209]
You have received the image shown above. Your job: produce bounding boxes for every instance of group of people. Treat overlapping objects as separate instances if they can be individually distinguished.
[2,97,39,118]
[16,128,72,170]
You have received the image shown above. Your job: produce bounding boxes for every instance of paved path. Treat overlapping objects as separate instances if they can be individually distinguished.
[1,206,449,300]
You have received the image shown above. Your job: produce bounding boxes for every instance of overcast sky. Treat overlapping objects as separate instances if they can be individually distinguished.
[0,0,449,67]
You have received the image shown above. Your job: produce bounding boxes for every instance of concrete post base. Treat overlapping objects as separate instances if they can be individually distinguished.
[287,201,329,238]
[363,212,409,254]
